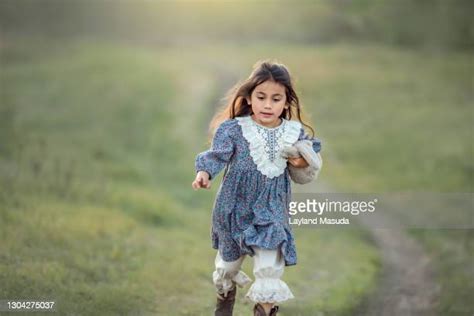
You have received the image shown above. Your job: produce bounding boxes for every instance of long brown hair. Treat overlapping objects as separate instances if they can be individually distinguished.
[206,59,316,145]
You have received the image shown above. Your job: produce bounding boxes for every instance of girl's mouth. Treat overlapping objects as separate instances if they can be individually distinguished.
[261,112,273,117]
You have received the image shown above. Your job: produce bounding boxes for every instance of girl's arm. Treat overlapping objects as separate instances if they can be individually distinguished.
[193,120,235,189]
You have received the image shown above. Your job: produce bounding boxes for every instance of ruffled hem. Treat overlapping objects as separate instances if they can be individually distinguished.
[240,221,297,266]
[212,228,297,266]
[245,278,295,303]
[236,116,301,179]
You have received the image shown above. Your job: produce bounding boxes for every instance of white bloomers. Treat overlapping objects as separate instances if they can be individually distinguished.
[212,246,295,303]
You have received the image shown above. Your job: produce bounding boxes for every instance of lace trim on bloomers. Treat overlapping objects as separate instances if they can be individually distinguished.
[245,278,295,303]
[236,115,301,179]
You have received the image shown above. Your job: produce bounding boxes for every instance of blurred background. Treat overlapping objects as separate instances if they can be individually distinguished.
[0,0,472,315]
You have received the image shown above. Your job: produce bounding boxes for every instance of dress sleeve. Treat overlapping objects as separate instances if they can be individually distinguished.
[195,120,235,180]
[298,127,322,154]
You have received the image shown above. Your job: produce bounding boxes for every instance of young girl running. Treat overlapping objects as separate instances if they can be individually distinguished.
[192,60,322,316]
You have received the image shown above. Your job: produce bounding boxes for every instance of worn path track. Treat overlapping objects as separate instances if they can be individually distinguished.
[294,182,440,316]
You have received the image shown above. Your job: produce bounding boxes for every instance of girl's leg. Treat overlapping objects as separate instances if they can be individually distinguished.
[213,250,252,297]
[213,250,252,316]
[246,246,294,315]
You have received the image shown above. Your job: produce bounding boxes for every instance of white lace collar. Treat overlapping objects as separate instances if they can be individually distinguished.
[236,115,301,179]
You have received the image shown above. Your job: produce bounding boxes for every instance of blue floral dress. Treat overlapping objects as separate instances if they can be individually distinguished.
[195,115,321,266]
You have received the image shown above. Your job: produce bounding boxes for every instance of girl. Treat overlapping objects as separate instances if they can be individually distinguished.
[192,60,322,316]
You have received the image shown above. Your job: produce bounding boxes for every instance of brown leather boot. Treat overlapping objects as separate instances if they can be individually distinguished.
[253,303,280,316]
[269,305,279,315]
[253,303,267,316]
[215,285,237,316]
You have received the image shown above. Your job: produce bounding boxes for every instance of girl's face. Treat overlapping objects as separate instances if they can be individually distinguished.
[247,80,288,128]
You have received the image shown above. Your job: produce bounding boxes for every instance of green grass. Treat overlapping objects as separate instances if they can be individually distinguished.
[3,37,470,315]
[0,39,381,315]
[294,43,473,314]
[166,41,473,313]
[290,43,473,313]
[408,229,474,315]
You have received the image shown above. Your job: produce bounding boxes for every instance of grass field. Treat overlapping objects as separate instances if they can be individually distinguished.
[1,37,471,314]
[0,39,383,315]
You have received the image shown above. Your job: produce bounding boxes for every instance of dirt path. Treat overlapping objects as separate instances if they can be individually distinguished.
[165,59,240,152]
[294,181,440,315]
[356,227,440,316]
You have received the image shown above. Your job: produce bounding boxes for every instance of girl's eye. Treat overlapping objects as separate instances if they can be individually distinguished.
[257,97,281,102]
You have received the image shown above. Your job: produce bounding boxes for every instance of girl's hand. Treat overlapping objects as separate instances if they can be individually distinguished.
[288,157,309,168]
[192,171,211,190]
